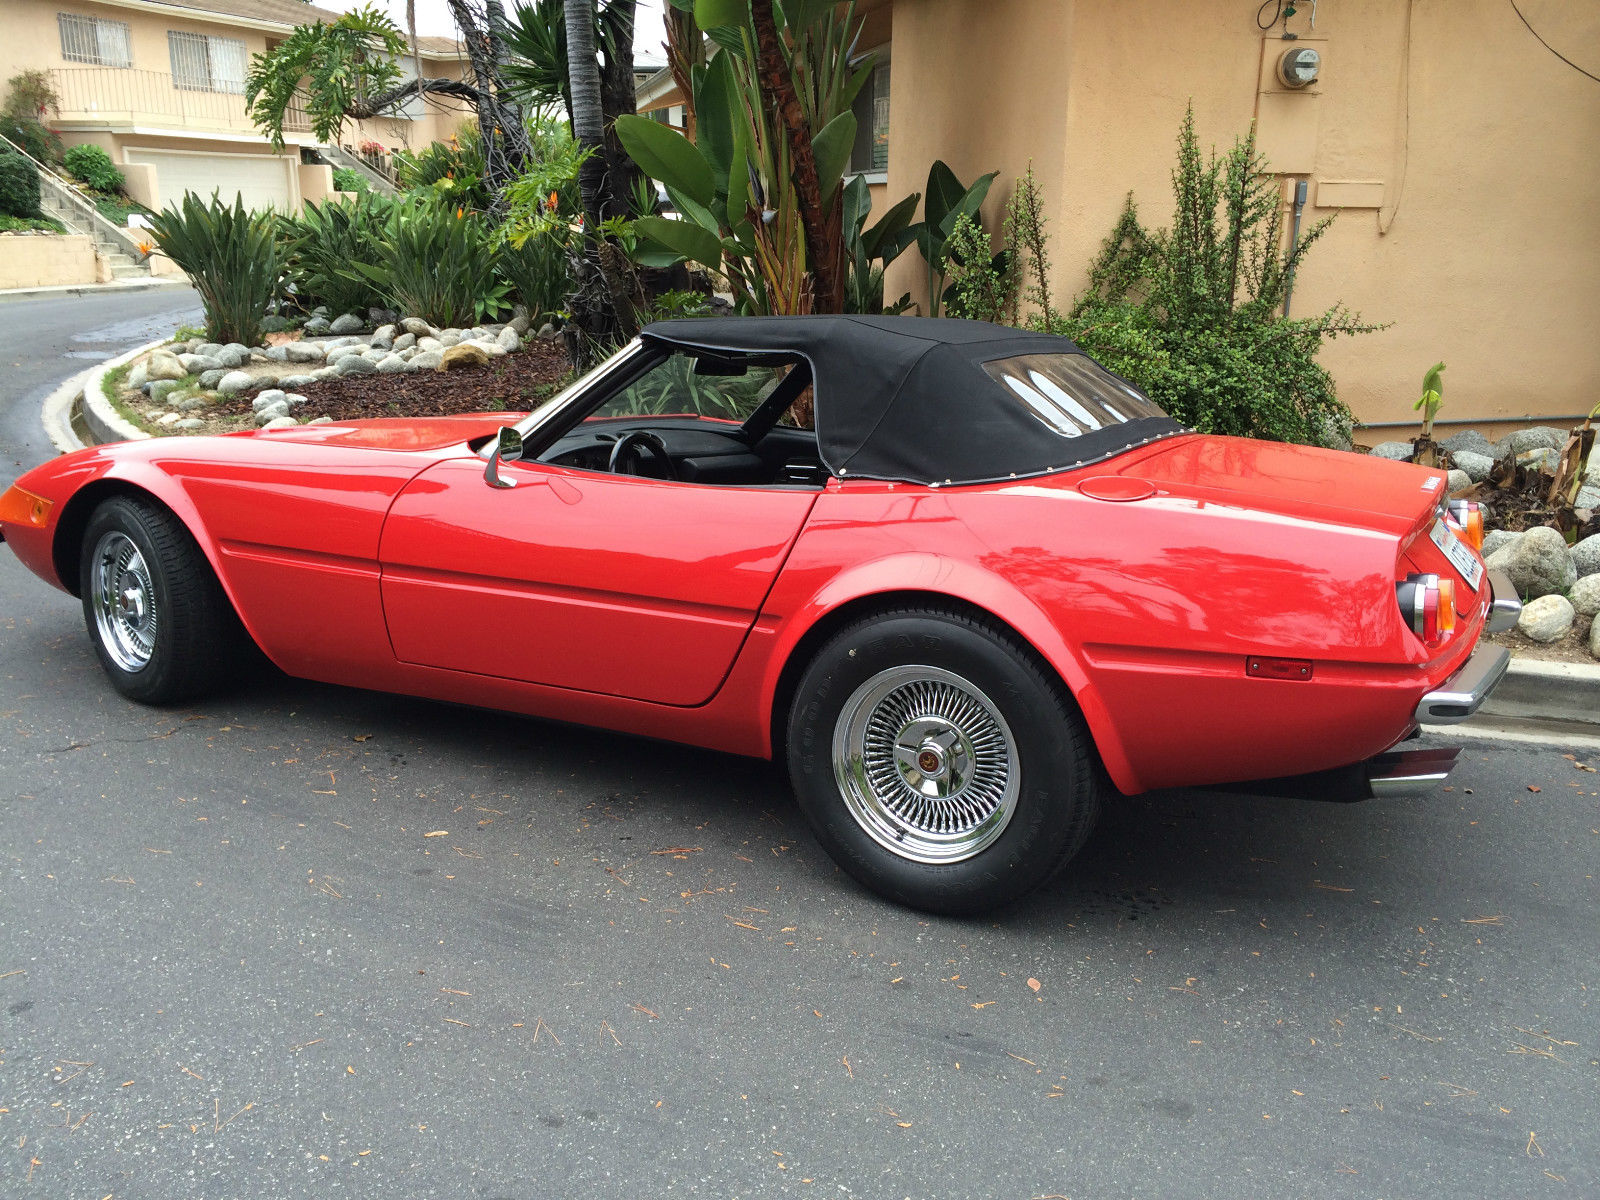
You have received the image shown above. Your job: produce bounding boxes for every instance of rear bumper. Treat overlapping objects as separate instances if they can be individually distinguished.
[1484,568,1522,634]
[1414,642,1511,725]
[1213,744,1461,802]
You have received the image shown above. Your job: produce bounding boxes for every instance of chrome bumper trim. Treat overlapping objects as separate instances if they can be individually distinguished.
[1415,643,1511,725]
[1485,568,1522,634]
[1365,746,1460,798]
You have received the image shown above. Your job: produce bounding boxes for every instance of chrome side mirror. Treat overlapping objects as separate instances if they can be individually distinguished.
[485,425,523,489]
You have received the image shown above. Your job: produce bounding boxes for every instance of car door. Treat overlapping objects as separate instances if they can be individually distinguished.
[378,455,817,707]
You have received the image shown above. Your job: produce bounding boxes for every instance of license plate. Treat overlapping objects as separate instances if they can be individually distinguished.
[1430,518,1484,590]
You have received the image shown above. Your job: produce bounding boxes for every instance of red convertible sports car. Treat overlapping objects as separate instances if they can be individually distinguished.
[1,316,1520,912]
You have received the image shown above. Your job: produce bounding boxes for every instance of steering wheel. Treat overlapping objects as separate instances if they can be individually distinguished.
[607,430,678,479]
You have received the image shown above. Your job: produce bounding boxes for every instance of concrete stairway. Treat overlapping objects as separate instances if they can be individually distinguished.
[319,144,398,195]
[1,131,154,280]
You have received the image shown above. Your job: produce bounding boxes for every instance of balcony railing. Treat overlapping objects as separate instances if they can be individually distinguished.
[48,66,312,135]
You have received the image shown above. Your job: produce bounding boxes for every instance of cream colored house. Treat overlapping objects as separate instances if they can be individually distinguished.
[636,0,1600,435]
[1,0,473,212]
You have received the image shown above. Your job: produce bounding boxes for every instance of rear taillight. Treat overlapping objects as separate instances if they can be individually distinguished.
[1447,499,1484,550]
[1397,573,1457,645]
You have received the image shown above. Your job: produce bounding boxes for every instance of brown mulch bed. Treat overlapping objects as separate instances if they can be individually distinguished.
[210,338,574,424]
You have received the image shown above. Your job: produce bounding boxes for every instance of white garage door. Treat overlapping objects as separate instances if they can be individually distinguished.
[124,149,294,213]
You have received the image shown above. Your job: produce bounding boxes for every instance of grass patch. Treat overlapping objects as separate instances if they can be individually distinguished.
[91,191,150,228]
[0,214,67,233]
[172,324,206,344]
[99,361,157,435]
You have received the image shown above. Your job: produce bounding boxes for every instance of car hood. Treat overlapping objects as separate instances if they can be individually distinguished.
[1101,433,1446,536]
[239,412,528,452]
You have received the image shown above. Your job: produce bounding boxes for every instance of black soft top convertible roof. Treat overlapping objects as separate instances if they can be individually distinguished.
[640,315,1184,486]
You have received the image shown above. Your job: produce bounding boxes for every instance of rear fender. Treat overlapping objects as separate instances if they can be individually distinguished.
[758,553,1144,795]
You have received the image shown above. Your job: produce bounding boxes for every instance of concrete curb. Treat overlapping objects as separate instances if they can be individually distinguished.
[0,277,188,305]
[1467,658,1600,736]
[39,367,92,455]
[79,337,166,446]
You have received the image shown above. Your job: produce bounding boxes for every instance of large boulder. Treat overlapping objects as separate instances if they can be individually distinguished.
[255,401,290,425]
[217,344,249,368]
[336,354,379,376]
[508,305,532,336]
[1570,533,1600,579]
[1569,573,1600,618]
[1451,450,1495,483]
[1440,429,1494,457]
[496,325,522,353]
[127,362,149,391]
[145,350,188,381]
[1496,426,1565,460]
[1517,447,1560,473]
[408,350,443,371]
[178,353,222,374]
[400,316,435,337]
[392,332,416,352]
[416,336,443,354]
[1370,440,1414,462]
[1485,525,1577,599]
[217,370,254,394]
[376,353,409,373]
[1517,594,1575,643]
[436,329,464,348]
[1482,529,1521,558]
[372,323,396,344]
[438,343,489,371]
[285,341,324,363]
[1446,469,1471,494]
[329,313,365,335]
[251,388,288,414]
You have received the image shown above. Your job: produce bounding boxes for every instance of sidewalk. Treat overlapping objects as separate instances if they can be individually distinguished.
[0,276,189,304]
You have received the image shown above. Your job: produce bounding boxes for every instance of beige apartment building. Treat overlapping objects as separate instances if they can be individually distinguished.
[0,0,471,212]
[638,0,1600,434]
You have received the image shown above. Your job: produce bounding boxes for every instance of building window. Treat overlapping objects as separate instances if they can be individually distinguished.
[168,31,248,94]
[58,13,132,67]
[849,59,889,176]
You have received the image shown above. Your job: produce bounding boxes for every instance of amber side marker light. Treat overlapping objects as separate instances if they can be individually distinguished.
[0,485,53,529]
[1246,657,1314,681]
[1447,499,1484,550]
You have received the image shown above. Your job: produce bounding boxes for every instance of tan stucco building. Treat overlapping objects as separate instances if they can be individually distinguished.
[0,0,473,212]
[638,0,1600,434]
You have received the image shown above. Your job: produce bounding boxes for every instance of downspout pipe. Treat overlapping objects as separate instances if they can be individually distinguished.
[1283,178,1309,317]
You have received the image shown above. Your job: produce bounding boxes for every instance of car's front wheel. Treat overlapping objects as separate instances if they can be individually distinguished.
[79,495,244,704]
[786,607,1099,914]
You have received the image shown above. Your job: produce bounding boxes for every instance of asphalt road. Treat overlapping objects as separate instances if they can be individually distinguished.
[2,291,1597,1198]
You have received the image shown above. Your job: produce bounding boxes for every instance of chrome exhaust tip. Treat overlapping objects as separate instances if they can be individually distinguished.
[1364,746,1460,798]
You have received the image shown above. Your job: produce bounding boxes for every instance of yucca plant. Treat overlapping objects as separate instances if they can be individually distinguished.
[352,199,509,327]
[146,192,283,345]
[279,193,393,316]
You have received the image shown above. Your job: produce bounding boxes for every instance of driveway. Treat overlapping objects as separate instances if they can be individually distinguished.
[1,291,1596,1197]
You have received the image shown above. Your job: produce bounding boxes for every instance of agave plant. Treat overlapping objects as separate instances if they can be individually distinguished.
[351,199,510,327]
[146,192,284,345]
[278,192,393,317]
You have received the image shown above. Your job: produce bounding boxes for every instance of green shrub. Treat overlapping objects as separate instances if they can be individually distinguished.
[94,193,150,227]
[499,218,574,321]
[330,166,370,194]
[0,148,42,218]
[146,192,284,345]
[279,193,393,316]
[63,143,124,192]
[392,126,491,212]
[0,213,64,233]
[1048,107,1381,444]
[352,198,508,326]
[0,70,60,164]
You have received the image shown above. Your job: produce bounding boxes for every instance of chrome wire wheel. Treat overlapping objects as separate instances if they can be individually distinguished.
[89,530,158,674]
[832,665,1021,864]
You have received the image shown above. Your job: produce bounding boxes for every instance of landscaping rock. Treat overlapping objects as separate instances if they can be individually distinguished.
[1485,525,1576,599]
[1451,449,1494,483]
[508,305,531,336]
[277,374,315,389]
[148,379,184,404]
[336,354,379,376]
[196,369,224,389]
[174,396,210,412]
[1482,529,1522,558]
[393,332,416,352]
[178,353,222,374]
[330,313,365,335]
[1370,440,1414,462]
[285,342,325,363]
[308,416,335,426]
[260,315,291,334]
[467,338,507,358]
[437,329,464,348]
[146,350,188,381]
[400,317,435,337]
[263,416,300,430]
[176,417,206,430]
[417,336,443,354]
[284,393,308,408]
[1570,533,1600,579]
[1446,469,1471,494]
[311,366,339,381]
[127,363,149,390]
[1591,617,1600,660]
[1497,426,1565,460]
[1441,429,1494,457]
[373,323,396,344]
[255,400,290,424]
[438,343,490,371]
[369,307,399,327]
[376,353,409,373]
[1569,573,1600,618]
[157,412,184,426]
[263,345,289,363]
[217,370,254,394]
[1517,593,1574,643]
[537,322,557,339]
[408,350,443,371]
[251,389,288,414]
[1579,483,1600,510]
[302,316,332,336]
[1517,447,1560,473]
[312,305,330,318]
[496,325,521,353]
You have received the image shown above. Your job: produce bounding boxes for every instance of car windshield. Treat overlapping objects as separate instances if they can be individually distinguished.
[982,353,1166,438]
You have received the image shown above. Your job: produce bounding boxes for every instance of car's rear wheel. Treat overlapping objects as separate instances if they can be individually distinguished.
[786,607,1099,914]
[80,496,243,704]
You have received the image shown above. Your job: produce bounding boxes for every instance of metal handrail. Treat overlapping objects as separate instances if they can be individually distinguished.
[0,129,148,262]
[320,143,398,194]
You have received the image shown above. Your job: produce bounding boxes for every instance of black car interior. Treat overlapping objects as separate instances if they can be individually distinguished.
[533,351,829,488]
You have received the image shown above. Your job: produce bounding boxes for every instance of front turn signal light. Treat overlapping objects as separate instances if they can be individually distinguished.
[0,485,52,529]
[1447,499,1484,550]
